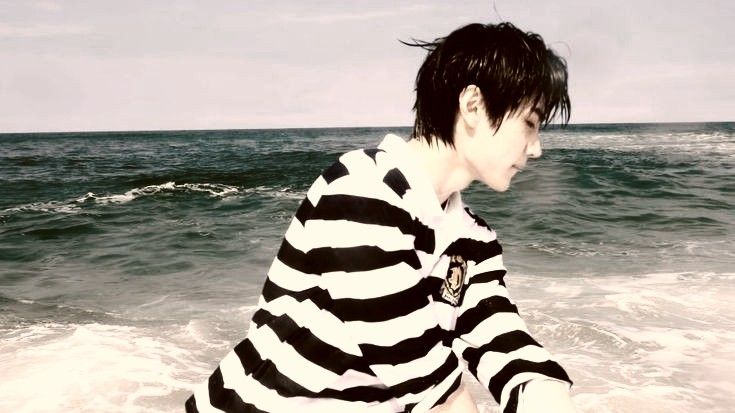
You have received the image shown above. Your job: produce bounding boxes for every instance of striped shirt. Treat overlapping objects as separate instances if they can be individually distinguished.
[187,134,571,413]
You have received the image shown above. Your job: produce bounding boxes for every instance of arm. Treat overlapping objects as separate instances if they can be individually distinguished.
[449,230,574,412]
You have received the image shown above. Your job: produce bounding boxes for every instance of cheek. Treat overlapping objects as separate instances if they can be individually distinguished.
[473,150,500,174]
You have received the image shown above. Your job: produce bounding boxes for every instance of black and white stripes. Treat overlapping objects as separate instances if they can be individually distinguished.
[187,134,570,413]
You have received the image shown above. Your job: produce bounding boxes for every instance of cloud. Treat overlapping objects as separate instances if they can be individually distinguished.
[1,1,731,130]
[0,53,415,132]
[277,4,438,24]
[32,1,63,12]
[0,23,90,38]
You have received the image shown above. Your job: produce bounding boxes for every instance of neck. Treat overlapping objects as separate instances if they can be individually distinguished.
[406,136,474,204]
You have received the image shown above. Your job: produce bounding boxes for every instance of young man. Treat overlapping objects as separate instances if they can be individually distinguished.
[187,22,576,413]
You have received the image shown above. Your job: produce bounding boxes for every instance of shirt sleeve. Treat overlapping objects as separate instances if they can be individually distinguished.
[516,379,578,413]
[449,229,572,412]
[291,168,462,411]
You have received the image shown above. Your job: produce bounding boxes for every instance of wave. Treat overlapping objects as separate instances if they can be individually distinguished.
[0,200,82,216]
[0,299,260,412]
[242,185,305,200]
[498,270,735,413]
[1,182,308,217]
[0,294,124,326]
[0,182,247,218]
[545,131,735,158]
[0,322,207,413]
[76,182,240,204]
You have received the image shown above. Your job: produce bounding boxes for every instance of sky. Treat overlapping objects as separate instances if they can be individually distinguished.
[1,0,733,132]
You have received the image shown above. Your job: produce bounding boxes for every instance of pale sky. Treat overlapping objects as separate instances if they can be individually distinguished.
[1,0,733,132]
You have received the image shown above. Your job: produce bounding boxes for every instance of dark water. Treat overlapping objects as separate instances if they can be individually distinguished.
[0,123,733,412]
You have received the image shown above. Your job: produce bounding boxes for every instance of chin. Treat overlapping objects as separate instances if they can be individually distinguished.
[484,179,511,193]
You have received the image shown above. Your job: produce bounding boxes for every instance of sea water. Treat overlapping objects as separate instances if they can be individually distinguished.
[0,123,733,412]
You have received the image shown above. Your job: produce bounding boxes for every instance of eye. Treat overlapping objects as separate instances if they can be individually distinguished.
[525,120,538,129]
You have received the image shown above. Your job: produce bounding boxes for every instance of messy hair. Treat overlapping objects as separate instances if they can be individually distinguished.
[403,22,571,146]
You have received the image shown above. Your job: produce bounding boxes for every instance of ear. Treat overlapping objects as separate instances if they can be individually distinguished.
[457,85,483,129]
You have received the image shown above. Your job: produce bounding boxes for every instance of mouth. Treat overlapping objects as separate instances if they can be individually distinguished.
[512,165,524,172]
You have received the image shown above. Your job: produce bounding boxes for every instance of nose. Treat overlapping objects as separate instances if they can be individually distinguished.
[527,137,542,159]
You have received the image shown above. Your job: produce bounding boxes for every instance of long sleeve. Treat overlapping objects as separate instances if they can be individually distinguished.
[516,379,577,413]
[449,226,572,412]
[189,152,459,413]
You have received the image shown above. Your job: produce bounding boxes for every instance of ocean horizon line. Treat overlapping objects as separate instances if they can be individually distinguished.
[1,120,733,136]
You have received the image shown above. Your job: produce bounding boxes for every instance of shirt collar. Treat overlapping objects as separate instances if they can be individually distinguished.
[378,134,464,219]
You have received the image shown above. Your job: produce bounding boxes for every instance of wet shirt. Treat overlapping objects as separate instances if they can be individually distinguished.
[187,134,571,413]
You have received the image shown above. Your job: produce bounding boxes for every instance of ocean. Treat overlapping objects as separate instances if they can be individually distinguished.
[0,123,733,412]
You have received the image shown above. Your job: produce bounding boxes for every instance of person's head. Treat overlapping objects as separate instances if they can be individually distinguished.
[404,22,570,147]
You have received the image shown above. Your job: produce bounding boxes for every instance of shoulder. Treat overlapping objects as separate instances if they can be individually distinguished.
[463,205,493,232]
[309,147,415,212]
[459,203,501,245]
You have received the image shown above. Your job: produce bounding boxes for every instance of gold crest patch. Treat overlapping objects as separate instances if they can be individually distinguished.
[440,255,466,305]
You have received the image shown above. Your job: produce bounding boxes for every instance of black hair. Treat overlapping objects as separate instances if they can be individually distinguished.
[402,22,570,146]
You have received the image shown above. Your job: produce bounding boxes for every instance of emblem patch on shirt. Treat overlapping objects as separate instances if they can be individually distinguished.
[440,255,467,306]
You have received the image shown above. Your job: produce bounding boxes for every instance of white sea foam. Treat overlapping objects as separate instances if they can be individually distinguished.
[3,270,733,412]
[479,271,735,413]
[545,130,735,157]
[79,182,240,204]
[0,322,212,413]
[0,297,258,412]
[0,182,242,218]
[0,200,82,216]
[243,185,306,200]
[1,183,304,219]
